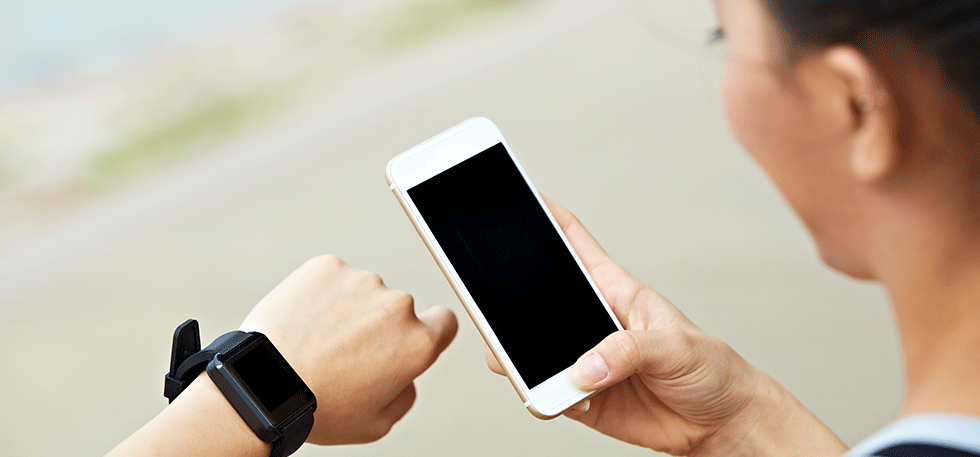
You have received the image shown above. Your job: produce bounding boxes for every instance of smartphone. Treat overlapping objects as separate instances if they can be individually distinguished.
[385,117,623,419]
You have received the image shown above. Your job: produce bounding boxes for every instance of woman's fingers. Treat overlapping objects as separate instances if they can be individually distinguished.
[417,306,459,356]
[394,306,458,384]
[485,345,506,376]
[541,195,614,273]
[380,383,417,428]
[569,398,591,412]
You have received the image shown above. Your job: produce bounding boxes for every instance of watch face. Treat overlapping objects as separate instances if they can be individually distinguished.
[223,335,316,425]
[231,341,299,412]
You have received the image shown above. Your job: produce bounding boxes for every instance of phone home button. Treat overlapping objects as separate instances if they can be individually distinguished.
[529,367,589,416]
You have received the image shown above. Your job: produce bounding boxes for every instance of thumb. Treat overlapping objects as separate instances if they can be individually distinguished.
[568,329,691,391]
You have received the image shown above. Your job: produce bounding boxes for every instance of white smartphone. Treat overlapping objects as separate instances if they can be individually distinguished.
[385,117,623,419]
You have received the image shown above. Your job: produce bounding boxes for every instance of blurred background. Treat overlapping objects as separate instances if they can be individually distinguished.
[0,0,903,455]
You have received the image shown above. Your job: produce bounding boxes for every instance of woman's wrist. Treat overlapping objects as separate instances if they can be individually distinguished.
[691,370,848,457]
[109,373,271,457]
[181,373,272,456]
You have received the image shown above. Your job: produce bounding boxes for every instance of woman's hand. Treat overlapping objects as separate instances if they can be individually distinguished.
[241,255,458,445]
[110,256,458,456]
[486,198,846,457]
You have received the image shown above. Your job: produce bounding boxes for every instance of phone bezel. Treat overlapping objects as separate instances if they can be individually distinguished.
[386,117,623,418]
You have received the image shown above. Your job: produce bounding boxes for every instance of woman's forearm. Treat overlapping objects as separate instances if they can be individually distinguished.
[108,373,270,457]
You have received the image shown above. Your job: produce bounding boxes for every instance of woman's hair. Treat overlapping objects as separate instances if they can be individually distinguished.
[766,0,980,118]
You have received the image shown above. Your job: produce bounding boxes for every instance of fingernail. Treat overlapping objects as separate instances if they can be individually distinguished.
[570,398,591,413]
[570,353,609,387]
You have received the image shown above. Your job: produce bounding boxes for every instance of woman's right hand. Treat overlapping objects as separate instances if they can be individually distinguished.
[486,197,847,457]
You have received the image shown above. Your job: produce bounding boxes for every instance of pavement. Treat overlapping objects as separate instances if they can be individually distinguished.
[0,1,903,456]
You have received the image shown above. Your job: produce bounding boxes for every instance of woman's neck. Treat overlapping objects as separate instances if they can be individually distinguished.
[877,212,980,418]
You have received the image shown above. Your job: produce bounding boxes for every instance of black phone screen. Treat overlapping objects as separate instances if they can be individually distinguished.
[408,143,619,388]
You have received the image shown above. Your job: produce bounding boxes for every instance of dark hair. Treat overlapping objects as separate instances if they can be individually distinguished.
[766,0,980,118]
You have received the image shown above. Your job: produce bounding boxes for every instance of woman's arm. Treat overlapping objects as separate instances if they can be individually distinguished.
[109,255,458,455]
[109,373,268,457]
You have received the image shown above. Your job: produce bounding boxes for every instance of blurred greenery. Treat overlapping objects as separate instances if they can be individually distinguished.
[383,0,527,46]
[92,88,285,186]
[84,0,530,192]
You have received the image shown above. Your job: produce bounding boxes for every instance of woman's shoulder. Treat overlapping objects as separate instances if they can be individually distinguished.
[847,414,980,456]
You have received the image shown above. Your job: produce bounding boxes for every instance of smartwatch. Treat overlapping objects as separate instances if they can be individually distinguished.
[164,319,317,457]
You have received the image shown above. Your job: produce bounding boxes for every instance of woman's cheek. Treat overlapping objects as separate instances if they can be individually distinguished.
[718,56,870,277]
[722,59,767,166]
[720,57,814,217]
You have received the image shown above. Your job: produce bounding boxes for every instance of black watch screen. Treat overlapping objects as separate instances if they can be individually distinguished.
[218,335,316,426]
[230,341,300,413]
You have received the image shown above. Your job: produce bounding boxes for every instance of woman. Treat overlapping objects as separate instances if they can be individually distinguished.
[490,0,979,454]
[112,0,980,455]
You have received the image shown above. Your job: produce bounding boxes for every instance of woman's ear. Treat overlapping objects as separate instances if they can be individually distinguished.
[822,45,897,183]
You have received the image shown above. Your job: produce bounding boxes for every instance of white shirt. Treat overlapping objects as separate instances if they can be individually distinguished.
[847,414,980,456]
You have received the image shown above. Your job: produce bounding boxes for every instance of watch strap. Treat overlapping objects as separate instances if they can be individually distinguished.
[169,319,201,375]
[164,319,201,402]
[270,409,314,457]
[164,321,250,403]
[164,320,315,457]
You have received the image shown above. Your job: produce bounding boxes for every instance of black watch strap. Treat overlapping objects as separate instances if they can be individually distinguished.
[164,319,314,457]
[270,409,314,457]
[164,320,249,403]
